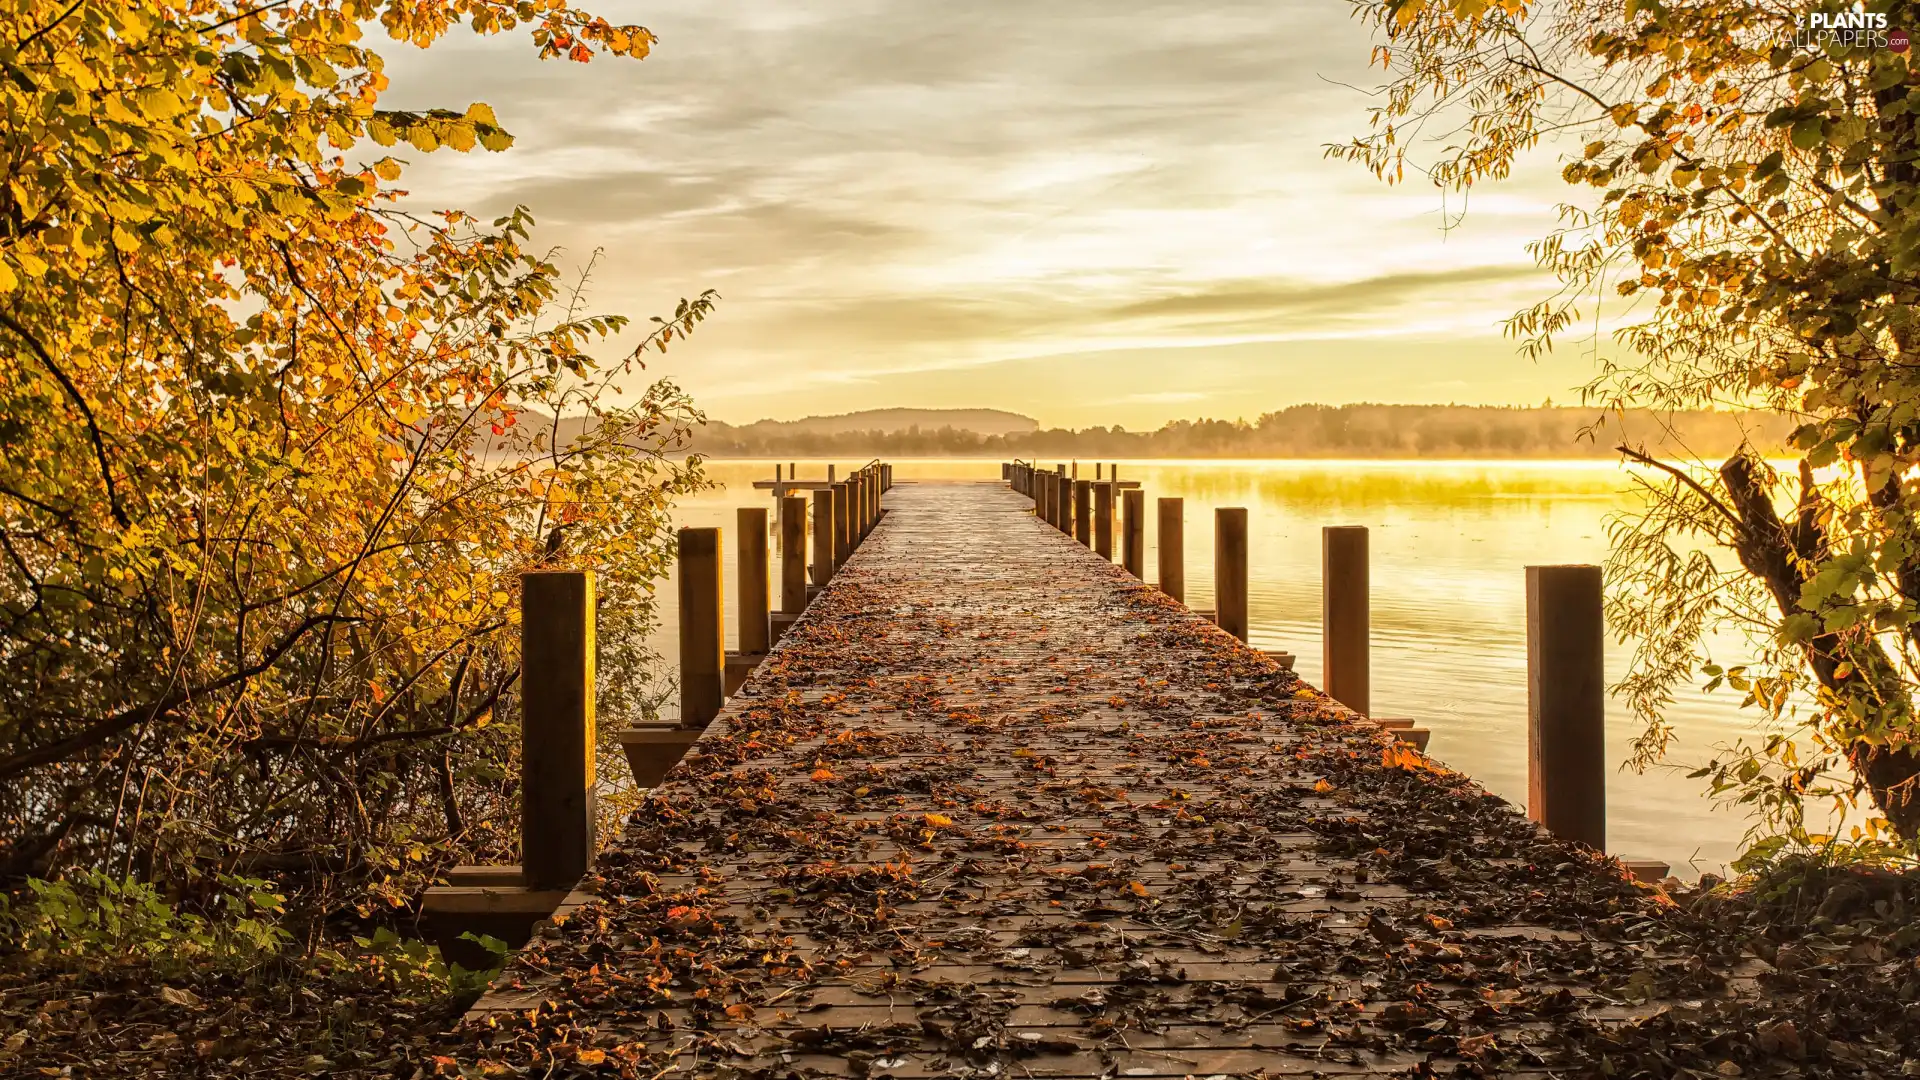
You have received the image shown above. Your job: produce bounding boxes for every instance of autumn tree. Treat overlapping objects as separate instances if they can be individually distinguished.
[0,0,714,916]
[1339,0,1920,849]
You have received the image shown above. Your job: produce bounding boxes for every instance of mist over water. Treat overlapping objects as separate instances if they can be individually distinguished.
[656,458,1773,875]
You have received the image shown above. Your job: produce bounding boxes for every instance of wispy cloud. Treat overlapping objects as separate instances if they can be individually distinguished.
[377,0,1585,427]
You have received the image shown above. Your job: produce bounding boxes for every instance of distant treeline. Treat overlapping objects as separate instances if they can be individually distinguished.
[692,405,1797,459]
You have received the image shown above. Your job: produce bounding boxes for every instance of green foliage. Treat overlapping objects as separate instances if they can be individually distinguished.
[1341,0,1920,848]
[348,926,504,1000]
[0,872,291,975]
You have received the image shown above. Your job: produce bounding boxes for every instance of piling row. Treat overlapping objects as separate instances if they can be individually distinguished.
[999,462,1649,876]
[420,461,896,966]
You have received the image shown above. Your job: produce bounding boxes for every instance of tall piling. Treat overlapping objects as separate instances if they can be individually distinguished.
[1157,497,1185,602]
[1122,489,1145,578]
[1215,508,1248,642]
[1323,526,1370,716]
[1526,565,1607,850]
[520,570,597,889]
[677,527,725,729]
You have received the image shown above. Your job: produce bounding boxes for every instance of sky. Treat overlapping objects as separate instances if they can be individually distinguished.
[378,1,1600,430]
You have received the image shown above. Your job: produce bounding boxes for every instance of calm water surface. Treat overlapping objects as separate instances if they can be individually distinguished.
[654,458,1764,874]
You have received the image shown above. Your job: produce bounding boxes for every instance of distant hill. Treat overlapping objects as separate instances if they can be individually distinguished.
[715,408,1038,438]
[468,407,1038,458]
[479,405,1798,461]
[690,404,1798,460]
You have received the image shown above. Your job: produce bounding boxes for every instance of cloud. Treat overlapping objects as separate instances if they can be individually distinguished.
[1105,264,1553,335]
[373,0,1587,426]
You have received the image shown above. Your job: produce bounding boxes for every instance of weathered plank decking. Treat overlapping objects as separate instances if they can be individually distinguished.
[459,481,1738,1077]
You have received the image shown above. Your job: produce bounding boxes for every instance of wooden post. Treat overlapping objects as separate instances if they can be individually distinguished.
[850,474,865,545]
[1040,470,1054,525]
[882,464,891,490]
[1215,508,1248,642]
[828,464,836,482]
[1093,482,1115,559]
[1073,480,1092,545]
[677,527,724,729]
[520,570,596,890]
[1110,463,1118,481]
[1122,489,1145,578]
[775,463,782,482]
[736,508,770,655]
[1096,463,1103,480]
[1323,526,1369,716]
[811,488,835,585]
[1157,497,1184,602]
[789,461,796,478]
[780,496,807,614]
[1056,474,1072,534]
[1527,565,1606,850]
[832,482,850,567]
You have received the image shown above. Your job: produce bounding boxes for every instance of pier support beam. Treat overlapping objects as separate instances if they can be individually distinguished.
[778,496,807,640]
[1157,497,1184,602]
[520,570,597,890]
[736,508,770,657]
[678,527,725,729]
[1215,508,1248,642]
[1323,526,1369,716]
[832,482,851,567]
[1093,482,1115,559]
[811,488,835,585]
[1527,564,1607,850]
[1055,474,1072,535]
[1122,489,1145,578]
[1073,480,1091,546]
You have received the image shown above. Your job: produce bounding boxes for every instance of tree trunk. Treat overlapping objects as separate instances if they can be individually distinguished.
[1719,454,1920,839]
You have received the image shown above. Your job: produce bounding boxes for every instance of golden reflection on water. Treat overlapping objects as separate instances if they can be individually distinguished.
[660,458,1762,875]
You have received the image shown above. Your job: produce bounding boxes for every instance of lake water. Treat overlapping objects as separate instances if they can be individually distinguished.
[654,458,1765,875]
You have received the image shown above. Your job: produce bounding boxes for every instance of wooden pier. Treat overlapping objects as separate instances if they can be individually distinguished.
[446,478,1741,1078]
